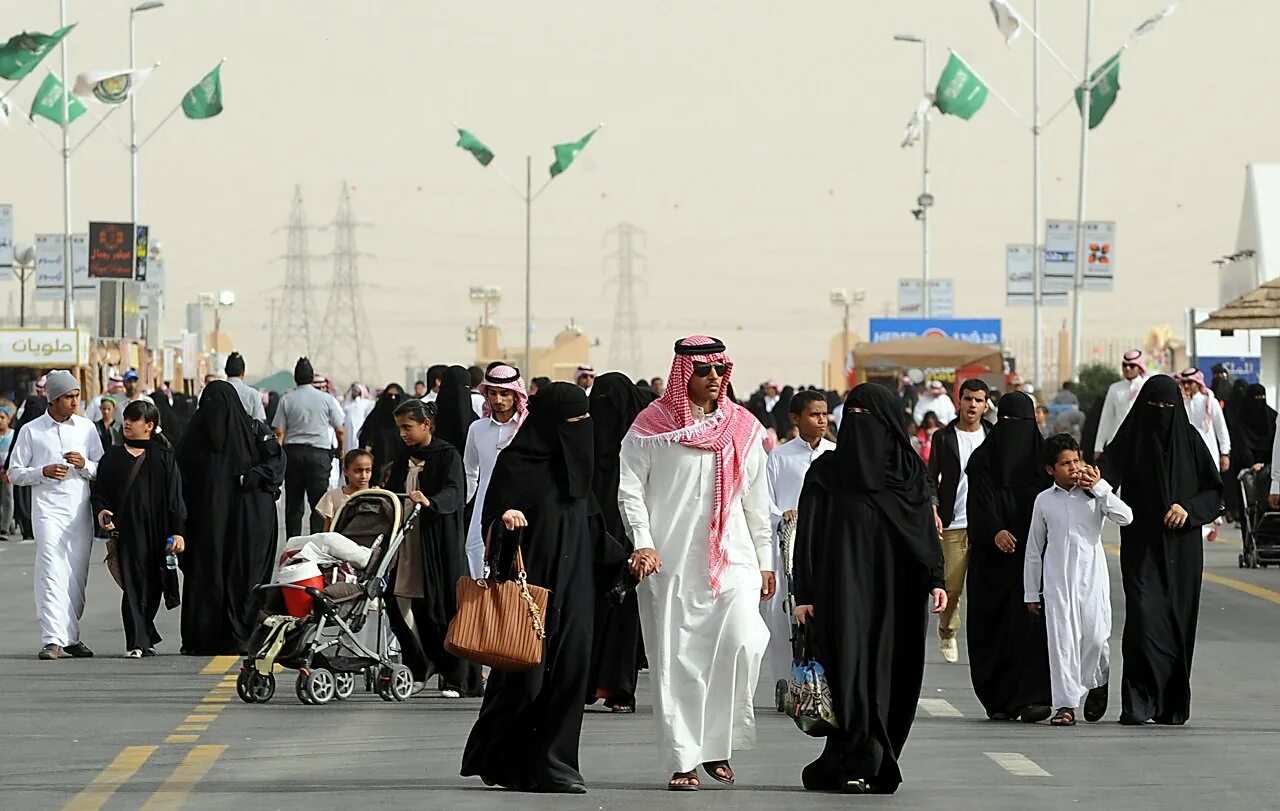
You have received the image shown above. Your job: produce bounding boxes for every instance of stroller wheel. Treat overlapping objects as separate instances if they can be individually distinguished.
[304,668,337,705]
[389,664,414,702]
[296,673,315,705]
[334,672,355,701]
[252,672,276,704]
[236,668,256,704]
[775,679,788,713]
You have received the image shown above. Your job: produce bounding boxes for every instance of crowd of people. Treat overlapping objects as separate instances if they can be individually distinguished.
[2,339,1254,794]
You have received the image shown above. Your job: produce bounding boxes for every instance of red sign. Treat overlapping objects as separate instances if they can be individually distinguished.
[88,222,134,279]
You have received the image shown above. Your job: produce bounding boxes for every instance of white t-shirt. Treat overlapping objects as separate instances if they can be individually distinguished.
[949,426,986,530]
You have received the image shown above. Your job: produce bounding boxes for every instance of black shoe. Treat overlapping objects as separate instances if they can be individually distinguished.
[1084,684,1109,722]
[1118,714,1152,726]
[1019,704,1053,723]
[988,711,1013,721]
[63,642,94,658]
[142,648,157,657]
[842,779,869,795]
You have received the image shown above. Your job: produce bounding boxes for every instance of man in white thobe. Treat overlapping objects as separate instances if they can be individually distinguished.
[9,370,104,660]
[1025,435,1132,721]
[1178,368,1231,541]
[619,336,774,790]
[913,379,958,425]
[1094,349,1151,459]
[463,364,526,577]
[343,383,375,454]
[763,390,833,686]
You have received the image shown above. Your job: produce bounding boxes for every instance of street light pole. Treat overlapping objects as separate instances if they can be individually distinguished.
[1069,0,1094,378]
[1032,0,1044,388]
[59,0,74,329]
[524,155,532,375]
[895,34,932,318]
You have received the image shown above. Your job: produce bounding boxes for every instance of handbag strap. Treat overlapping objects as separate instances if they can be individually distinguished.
[483,521,546,641]
[120,450,146,504]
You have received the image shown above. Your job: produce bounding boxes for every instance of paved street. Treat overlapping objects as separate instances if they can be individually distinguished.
[1,525,1278,810]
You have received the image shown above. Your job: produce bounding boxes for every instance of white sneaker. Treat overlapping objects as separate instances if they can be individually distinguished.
[939,637,959,664]
[124,649,142,659]
[440,688,462,699]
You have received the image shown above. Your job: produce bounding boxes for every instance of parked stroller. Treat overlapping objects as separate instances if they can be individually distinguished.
[774,514,799,713]
[236,488,421,705]
[1238,466,1280,569]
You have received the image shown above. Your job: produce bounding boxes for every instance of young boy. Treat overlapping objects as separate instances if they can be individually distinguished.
[1024,433,1133,726]
[314,449,374,532]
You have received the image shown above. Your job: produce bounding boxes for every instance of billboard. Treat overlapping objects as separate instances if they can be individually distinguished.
[1043,219,1116,294]
[1197,356,1259,385]
[869,318,1002,345]
[897,279,955,318]
[88,221,135,279]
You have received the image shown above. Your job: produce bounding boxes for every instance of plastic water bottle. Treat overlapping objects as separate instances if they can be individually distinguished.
[165,537,178,571]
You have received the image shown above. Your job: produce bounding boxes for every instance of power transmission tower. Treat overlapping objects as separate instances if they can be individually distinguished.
[318,181,377,383]
[267,186,320,371]
[604,223,646,377]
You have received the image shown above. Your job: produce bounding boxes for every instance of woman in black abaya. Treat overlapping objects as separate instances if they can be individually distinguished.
[585,372,657,713]
[1099,375,1222,725]
[92,401,186,656]
[462,383,597,794]
[358,383,405,481]
[964,391,1053,722]
[792,383,947,795]
[177,381,285,655]
[6,394,46,540]
[434,365,477,449]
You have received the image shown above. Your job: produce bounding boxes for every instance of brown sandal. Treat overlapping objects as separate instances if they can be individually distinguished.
[1050,707,1076,726]
[668,772,700,791]
[702,761,735,785]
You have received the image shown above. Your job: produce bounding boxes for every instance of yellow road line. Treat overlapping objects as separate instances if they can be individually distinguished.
[164,734,200,745]
[140,745,227,811]
[184,714,218,723]
[198,697,231,704]
[198,656,239,676]
[64,746,158,811]
[176,725,209,732]
[1105,545,1280,605]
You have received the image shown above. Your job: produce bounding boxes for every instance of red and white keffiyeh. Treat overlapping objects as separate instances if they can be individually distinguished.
[629,335,763,594]
[479,364,528,419]
[1178,367,1213,431]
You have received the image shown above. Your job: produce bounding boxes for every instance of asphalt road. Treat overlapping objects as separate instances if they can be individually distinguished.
[1,524,1278,811]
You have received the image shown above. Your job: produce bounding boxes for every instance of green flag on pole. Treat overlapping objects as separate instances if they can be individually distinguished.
[1074,52,1121,129]
[30,72,86,125]
[0,25,75,81]
[181,64,223,119]
[549,128,597,178]
[455,128,494,166]
[933,52,989,120]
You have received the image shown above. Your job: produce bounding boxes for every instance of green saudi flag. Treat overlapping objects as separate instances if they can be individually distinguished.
[0,25,75,81]
[933,52,989,120]
[549,128,597,178]
[181,64,223,120]
[1074,53,1121,130]
[456,128,494,166]
[30,72,86,125]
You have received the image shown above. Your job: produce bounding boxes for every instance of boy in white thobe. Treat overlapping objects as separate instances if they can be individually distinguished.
[462,365,526,577]
[1025,434,1132,725]
[9,371,104,660]
[763,391,833,685]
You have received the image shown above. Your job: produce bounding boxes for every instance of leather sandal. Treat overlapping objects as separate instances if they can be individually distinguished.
[667,772,699,791]
[702,761,735,785]
[1050,707,1076,726]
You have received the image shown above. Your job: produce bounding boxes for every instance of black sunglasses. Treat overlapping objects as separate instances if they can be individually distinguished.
[692,363,728,378]
[1121,362,1140,369]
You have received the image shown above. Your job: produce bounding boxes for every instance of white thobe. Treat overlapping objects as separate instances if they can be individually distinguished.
[913,392,957,425]
[1184,392,1230,461]
[762,436,835,684]
[9,413,104,647]
[469,391,485,419]
[618,414,773,774]
[343,398,374,453]
[463,414,522,577]
[1095,375,1150,454]
[1024,480,1132,710]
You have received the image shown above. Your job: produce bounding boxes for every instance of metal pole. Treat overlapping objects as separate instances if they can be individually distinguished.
[524,155,532,376]
[19,265,27,328]
[921,39,932,319]
[60,0,74,329]
[1032,0,1044,387]
[841,301,850,389]
[1070,0,1094,378]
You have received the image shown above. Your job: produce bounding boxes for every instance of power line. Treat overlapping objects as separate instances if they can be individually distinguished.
[604,223,646,377]
[317,181,377,384]
[267,185,320,371]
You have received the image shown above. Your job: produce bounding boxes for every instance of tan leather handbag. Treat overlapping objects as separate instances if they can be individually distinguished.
[444,527,550,672]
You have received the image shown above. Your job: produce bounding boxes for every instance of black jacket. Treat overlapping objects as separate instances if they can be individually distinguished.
[927,419,991,528]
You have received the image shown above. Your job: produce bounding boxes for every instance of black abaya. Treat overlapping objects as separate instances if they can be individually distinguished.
[358,384,405,482]
[91,442,186,651]
[963,391,1052,718]
[792,384,944,794]
[1100,375,1222,725]
[462,383,597,793]
[381,437,481,694]
[7,396,46,540]
[176,382,286,655]
[434,366,478,450]
[585,372,656,707]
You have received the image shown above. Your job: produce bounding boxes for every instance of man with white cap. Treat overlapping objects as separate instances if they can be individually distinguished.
[1094,349,1151,461]
[462,363,527,577]
[8,370,104,660]
[914,379,958,426]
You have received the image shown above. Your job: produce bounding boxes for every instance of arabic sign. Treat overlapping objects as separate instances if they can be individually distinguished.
[1005,244,1068,307]
[88,221,135,279]
[0,329,89,367]
[1043,220,1116,294]
[897,279,955,318]
[869,318,1002,345]
[34,233,95,302]
[0,204,13,269]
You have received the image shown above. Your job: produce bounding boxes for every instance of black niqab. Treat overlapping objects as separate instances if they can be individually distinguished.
[358,383,405,477]
[1236,383,1276,459]
[434,366,477,450]
[978,391,1044,488]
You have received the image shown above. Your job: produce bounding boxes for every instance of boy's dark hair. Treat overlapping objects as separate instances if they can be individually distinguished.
[789,389,827,416]
[958,378,989,397]
[393,399,436,423]
[342,448,373,469]
[468,365,484,388]
[1044,432,1080,467]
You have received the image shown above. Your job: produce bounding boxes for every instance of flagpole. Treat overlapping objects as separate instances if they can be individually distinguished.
[524,154,532,375]
[1032,0,1043,389]
[1070,0,1094,378]
[59,0,74,329]
[921,39,931,319]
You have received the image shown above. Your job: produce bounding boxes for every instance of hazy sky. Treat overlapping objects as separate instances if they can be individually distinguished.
[3,0,1274,387]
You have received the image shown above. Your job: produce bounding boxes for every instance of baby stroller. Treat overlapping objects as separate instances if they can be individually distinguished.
[774,514,799,713]
[1238,466,1280,569]
[236,488,421,705]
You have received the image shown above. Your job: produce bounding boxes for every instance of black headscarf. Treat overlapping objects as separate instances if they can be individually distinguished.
[358,383,405,474]
[1236,383,1277,457]
[482,383,593,529]
[1102,375,1221,510]
[434,365,477,450]
[177,381,257,472]
[972,391,1044,488]
[5,395,47,469]
[589,373,658,534]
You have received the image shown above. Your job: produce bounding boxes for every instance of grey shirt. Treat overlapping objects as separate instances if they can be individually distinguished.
[228,376,267,422]
[271,384,344,449]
